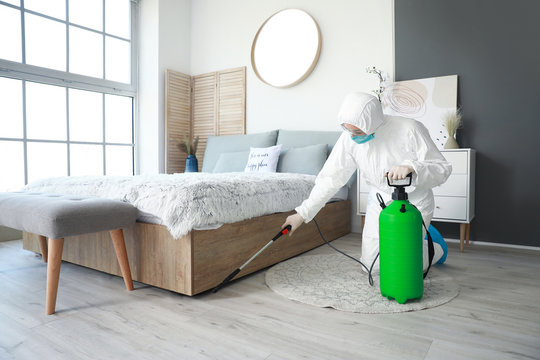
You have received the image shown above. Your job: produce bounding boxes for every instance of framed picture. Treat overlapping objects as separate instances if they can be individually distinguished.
[382,75,458,150]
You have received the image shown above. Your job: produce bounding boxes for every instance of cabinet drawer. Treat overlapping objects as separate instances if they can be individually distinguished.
[433,174,467,197]
[433,197,467,221]
[443,151,468,174]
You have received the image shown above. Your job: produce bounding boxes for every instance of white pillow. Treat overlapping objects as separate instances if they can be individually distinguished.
[244,144,282,173]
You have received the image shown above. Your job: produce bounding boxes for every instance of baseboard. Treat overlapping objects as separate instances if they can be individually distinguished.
[347,231,540,251]
[445,238,540,251]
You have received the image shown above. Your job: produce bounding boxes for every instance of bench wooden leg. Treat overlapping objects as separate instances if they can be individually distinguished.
[46,238,64,315]
[38,235,48,263]
[109,229,134,291]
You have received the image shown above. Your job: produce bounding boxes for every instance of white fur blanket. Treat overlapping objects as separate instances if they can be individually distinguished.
[23,173,316,238]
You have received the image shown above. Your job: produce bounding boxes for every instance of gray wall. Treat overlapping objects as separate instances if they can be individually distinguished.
[395,0,540,247]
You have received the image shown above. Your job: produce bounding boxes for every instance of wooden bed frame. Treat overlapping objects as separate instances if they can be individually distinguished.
[23,200,350,295]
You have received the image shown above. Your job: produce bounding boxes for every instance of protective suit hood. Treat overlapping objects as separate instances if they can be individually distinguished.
[338,92,384,134]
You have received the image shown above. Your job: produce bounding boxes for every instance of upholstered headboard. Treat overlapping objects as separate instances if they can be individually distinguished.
[275,129,341,155]
[202,129,343,176]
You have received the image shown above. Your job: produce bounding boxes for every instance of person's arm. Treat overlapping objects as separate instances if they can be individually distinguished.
[401,122,452,188]
[294,133,357,222]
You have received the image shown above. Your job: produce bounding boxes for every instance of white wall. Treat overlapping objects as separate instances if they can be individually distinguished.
[191,0,394,133]
[138,0,191,174]
[138,0,159,174]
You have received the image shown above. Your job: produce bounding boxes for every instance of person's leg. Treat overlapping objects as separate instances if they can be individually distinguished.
[360,190,387,272]
[427,224,448,264]
[420,213,444,269]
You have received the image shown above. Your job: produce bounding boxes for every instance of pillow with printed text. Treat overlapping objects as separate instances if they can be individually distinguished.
[244,144,282,173]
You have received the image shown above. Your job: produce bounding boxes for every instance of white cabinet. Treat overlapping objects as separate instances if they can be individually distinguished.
[432,149,475,223]
[357,148,476,252]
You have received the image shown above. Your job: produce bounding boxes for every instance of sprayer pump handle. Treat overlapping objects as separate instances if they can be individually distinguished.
[387,172,413,187]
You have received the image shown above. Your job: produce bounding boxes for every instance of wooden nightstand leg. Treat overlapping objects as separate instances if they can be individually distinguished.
[361,215,365,230]
[466,223,470,245]
[460,223,466,253]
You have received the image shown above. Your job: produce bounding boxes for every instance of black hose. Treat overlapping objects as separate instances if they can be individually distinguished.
[312,218,378,286]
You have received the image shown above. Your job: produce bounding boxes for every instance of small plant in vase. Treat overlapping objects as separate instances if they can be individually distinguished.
[443,109,462,149]
[178,134,200,172]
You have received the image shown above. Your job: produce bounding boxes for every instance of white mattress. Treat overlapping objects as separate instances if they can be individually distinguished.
[24,172,332,238]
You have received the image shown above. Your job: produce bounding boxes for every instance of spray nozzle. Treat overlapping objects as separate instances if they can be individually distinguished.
[386,173,413,200]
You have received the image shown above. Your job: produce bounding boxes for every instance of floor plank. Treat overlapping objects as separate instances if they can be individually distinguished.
[1,235,539,360]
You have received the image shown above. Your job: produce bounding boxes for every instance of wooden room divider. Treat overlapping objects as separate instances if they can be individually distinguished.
[165,67,246,173]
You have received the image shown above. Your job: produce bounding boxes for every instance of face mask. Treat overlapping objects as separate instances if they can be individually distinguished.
[351,133,374,144]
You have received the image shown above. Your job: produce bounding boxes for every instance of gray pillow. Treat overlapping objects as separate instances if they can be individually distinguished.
[202,130,278,172]
[213,151,249,172]
[277,144,328,175]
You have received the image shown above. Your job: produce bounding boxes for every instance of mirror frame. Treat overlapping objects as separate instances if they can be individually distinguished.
[251,9,322,88]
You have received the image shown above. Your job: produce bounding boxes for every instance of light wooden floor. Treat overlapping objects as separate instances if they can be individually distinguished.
[1,234,539,360]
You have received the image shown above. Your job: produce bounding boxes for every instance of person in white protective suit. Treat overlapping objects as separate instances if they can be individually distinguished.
[282,92,452,271]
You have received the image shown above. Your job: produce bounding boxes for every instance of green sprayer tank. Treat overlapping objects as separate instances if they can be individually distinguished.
[379,175,423,304]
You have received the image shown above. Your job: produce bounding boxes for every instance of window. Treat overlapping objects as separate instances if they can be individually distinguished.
[0,0,137,191]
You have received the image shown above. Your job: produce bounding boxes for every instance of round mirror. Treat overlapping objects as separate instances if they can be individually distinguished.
[251,9,322,88]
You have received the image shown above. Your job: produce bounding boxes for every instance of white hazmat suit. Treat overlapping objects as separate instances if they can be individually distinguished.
[294,92,452,271]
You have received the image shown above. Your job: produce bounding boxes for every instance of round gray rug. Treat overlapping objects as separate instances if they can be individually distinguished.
[265,253,459,313]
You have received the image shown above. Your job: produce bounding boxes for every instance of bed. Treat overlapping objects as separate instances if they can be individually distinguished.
[22,129,352,295]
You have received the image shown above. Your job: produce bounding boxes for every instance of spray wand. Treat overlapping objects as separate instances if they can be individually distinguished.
[212,225,292,293]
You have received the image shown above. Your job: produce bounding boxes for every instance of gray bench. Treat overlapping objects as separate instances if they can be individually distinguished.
[0,192,138,315]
